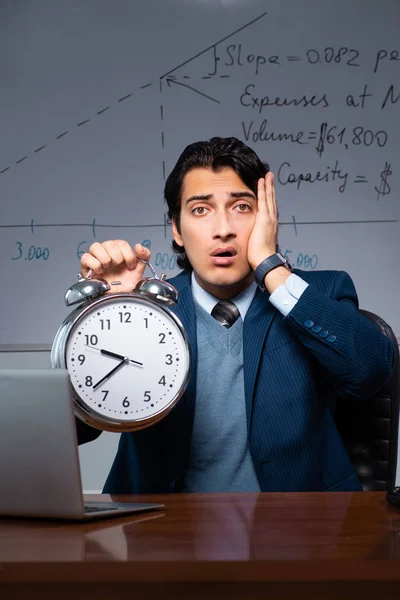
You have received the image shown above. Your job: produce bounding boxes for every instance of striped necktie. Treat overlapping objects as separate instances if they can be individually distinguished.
[211,300,240,328]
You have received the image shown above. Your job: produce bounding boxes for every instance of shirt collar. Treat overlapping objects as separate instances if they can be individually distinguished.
[191,271,257,320]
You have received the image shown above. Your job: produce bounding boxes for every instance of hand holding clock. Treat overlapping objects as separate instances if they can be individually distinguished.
[54,232,191,432]
[80,241,151,293]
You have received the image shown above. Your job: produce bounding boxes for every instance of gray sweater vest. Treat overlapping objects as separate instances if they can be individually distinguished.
[181,301,261,492]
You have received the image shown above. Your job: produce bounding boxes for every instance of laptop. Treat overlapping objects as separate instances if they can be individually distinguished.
[0,368,164,521]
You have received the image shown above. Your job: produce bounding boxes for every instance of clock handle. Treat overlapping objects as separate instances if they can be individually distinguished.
[65,269,110,306]
[135,259,178,304]
[137,259,158,279]
[78,269,93,280]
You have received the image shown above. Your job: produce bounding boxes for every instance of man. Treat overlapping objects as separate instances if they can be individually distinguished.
[78,137,395,493]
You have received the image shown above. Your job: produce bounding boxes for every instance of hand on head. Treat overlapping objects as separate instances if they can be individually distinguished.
[247,172,279,271]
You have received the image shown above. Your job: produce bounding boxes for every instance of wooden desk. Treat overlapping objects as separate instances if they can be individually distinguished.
[0,492,399,599]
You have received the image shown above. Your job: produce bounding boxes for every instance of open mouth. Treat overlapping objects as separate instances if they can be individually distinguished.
[210,248,237,265]
[211,247,237,258]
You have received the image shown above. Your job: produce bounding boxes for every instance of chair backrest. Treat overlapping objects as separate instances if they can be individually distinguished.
[334,309,400,491]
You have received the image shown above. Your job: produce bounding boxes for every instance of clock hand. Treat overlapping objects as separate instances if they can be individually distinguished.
[92,358,127,390]
[85,345,143,366]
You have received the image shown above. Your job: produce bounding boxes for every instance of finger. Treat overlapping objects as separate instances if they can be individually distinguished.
[80,252,103,275]
[257,176,270,217]
[134,243,152,278]
[88,241,114,271]
[101,240,126,268]
[134,243,151,261]
[114,240,137,270]
[271,173,277,218]
[265,172,277,219]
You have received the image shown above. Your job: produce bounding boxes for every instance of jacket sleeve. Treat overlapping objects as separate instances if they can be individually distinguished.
[75,417,102,445]
[283,270,395,398]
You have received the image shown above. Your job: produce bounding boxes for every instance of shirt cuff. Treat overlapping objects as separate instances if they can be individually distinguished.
[269,273,309,317]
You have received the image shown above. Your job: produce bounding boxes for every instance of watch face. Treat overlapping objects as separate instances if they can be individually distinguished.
[63,294,190,428]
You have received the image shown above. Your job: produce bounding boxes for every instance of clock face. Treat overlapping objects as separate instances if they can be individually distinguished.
[64,294,190,426]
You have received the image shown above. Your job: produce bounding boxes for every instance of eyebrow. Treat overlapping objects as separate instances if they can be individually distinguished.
[185,191,256,205]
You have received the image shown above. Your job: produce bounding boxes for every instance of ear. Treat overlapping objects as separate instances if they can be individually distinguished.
[171,218,183,247]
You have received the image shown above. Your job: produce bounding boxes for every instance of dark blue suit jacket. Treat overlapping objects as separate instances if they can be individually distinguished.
[100,268,394,494]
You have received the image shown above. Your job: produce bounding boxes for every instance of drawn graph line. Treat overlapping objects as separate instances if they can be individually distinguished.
[159,12,268,107]
[1,219,397,231]
[160,12,267,79]
[1,13,267,177]
[158,12,268,184]
[0,82,154,176]
[2,12,397,237]
[166,76,220,104]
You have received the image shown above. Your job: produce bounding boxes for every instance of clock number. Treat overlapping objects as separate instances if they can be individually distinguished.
[84,334,98,346]
[158,333,166,344]
[144,391,151,402]
[165,354,173,365]
[100,319,111,330]
[119,312,131,323]
[144,318,148,328]
[78,354,86,365]
[85,376,93,387]
[159,376,166,386]
[122,397,130,408]
[101,390,109,401]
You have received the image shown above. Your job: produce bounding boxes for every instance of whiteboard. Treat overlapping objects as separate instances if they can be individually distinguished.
[1,0,399,348]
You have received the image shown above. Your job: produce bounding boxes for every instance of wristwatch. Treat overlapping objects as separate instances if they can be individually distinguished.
[254,252,293,292]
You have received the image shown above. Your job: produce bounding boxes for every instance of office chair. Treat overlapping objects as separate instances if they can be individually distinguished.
[334,309,400,491]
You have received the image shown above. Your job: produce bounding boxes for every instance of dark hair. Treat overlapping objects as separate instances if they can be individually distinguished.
[164,136,269,270]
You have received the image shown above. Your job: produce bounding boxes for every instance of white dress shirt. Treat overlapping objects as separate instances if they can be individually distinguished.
[191,271,308,318]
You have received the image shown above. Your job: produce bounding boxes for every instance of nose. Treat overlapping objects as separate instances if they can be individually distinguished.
[212,210,236,241]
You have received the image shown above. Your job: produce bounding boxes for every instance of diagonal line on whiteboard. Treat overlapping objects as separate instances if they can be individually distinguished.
[0,82,155,176]
[166,77,220,104]
[160,12,267,79]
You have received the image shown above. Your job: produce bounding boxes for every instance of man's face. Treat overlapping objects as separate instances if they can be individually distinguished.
[172,167,257,299]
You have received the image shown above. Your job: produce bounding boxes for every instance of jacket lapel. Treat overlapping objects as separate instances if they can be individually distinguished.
[169,274,197,427]
[243,288,278,432]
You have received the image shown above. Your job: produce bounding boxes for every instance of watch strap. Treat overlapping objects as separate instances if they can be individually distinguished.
[254,253,292,291]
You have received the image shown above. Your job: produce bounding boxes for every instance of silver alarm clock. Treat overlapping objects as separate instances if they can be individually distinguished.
[51,261,191,432]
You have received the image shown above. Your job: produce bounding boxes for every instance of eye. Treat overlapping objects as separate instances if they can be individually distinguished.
[236,203,252,212]
[192,206,208,215]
